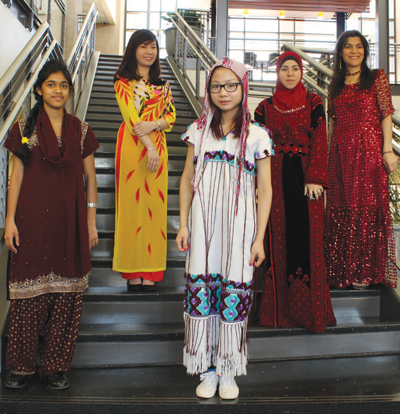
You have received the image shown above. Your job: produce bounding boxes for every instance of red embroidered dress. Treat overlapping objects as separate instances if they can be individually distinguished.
[4,110,99,299]
[255,93,336,333]
[325,69,397,288]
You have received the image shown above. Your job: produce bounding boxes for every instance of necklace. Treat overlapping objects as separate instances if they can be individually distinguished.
[346,70,361,76]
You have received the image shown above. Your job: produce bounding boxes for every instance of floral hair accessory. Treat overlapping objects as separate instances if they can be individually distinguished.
[21,137,29,144]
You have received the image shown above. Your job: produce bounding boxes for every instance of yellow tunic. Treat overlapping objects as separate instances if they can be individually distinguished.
[113,77,176,274]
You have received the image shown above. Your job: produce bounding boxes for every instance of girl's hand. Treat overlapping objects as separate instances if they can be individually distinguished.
[133,121,156,137]
[176,226,190,252]
[304,184,323,201]
[249,238,265,267]
[383,152,398,173]
[5,220,19,254]
[147,147,160,173]
[88,223,98,250]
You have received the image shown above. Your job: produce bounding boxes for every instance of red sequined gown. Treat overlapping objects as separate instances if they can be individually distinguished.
[325,69,397,288]
[255,93,336,333]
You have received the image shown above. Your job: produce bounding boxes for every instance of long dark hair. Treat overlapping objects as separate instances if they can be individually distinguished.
[329,30,374,99]
[114,29,165,86]
[15,59,73,166]
[208,69,243,140]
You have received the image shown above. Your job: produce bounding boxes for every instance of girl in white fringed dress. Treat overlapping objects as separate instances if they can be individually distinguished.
[176,58,273,400]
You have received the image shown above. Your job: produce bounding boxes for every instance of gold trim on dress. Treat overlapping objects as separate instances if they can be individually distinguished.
[9,271,89,299]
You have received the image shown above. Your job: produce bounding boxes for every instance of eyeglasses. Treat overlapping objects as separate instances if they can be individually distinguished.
[209,82,241,93]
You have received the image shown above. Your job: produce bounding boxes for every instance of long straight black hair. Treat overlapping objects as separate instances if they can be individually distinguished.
[114,29,165,86]
[329,30,375,100]
[15,59,73,166]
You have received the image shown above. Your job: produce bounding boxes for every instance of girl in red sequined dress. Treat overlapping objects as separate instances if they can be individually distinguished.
[325,30,398,289]
[255,51,336,333]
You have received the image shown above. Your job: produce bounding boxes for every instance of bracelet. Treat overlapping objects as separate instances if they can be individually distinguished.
[383,150,393,155]
[179,225,188,229]
[87,203,97,208]
[155,120,161,132]
[147,147,156,152]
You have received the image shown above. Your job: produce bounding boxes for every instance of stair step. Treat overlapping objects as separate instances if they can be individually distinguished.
[91,84,184,95]
[89,121,187,133]
[95,157,184,171]
[73,316,400,367]
[96,192,179,209]
[87,102,195,114]
[88,267,185,288]
[90,253,185,270]
[96,210,181,232]
[86,110,194,122]
[3,357,400,412]
[90,239,184,260]
[80,287,381,325]
[95,174,181,190]
[95,142,187,157]
[89,93,191,105]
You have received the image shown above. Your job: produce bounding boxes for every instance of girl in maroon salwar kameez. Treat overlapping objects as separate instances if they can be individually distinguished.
[255,51,336,333]
[3,60,99,390]
[325,30,398,289]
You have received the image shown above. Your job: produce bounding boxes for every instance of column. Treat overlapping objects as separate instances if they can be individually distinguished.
[215,0,228,59]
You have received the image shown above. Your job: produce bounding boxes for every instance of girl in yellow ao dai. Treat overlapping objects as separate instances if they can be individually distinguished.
[113,30,176,290]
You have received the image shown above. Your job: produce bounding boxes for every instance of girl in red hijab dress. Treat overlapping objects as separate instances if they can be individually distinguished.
[255,51,336,333]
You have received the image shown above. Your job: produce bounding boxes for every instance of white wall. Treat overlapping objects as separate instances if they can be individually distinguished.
[0,3,33,77]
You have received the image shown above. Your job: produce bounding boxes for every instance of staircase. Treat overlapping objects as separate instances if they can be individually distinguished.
[2,54,400,413]
[74,55,193,366]
[71,54,400,368]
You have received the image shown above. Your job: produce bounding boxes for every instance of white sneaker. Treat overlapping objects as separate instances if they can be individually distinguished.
[219,375,239,399]
[196,370,219,398]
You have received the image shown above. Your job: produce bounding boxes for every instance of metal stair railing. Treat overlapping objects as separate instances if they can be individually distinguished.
[166,11,275,117]
[65,3,98,116]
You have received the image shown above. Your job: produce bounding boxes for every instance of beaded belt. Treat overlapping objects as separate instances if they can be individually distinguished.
[274,143,310,156]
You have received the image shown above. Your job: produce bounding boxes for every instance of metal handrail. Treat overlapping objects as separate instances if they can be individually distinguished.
[0,27,63,147]
[167,11,275,107]
[66,3,97,71]
[0,23,50,96]
[0,3,98,146]
[282,43,333,78]
[70,15,97,82]
[0,41,58,147]
[65,4,98,115]
[391,115,400,157]
[168,12,217,70]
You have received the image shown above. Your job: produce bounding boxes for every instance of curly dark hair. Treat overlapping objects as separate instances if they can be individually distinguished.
[15,59,73,166]
[329,30,375,100]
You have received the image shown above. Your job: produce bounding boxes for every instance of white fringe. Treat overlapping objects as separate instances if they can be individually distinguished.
[183,313,249,377]
[216,319,249,377]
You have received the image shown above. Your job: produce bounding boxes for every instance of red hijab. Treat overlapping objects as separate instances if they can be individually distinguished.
[273,51,307,111]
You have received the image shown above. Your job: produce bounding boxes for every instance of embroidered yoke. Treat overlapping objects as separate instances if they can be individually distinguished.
[181,121,272,377]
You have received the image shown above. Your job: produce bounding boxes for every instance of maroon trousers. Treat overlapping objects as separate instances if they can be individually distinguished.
[6,292,83,376]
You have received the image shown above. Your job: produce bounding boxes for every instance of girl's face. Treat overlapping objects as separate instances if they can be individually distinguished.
[37,71,70,111]
[136,40,157,69]
[341,36,364,70]
[278,59,302,90]
[209,67,242,115]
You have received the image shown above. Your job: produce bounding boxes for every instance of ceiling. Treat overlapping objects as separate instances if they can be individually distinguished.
[227,0,370,13]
